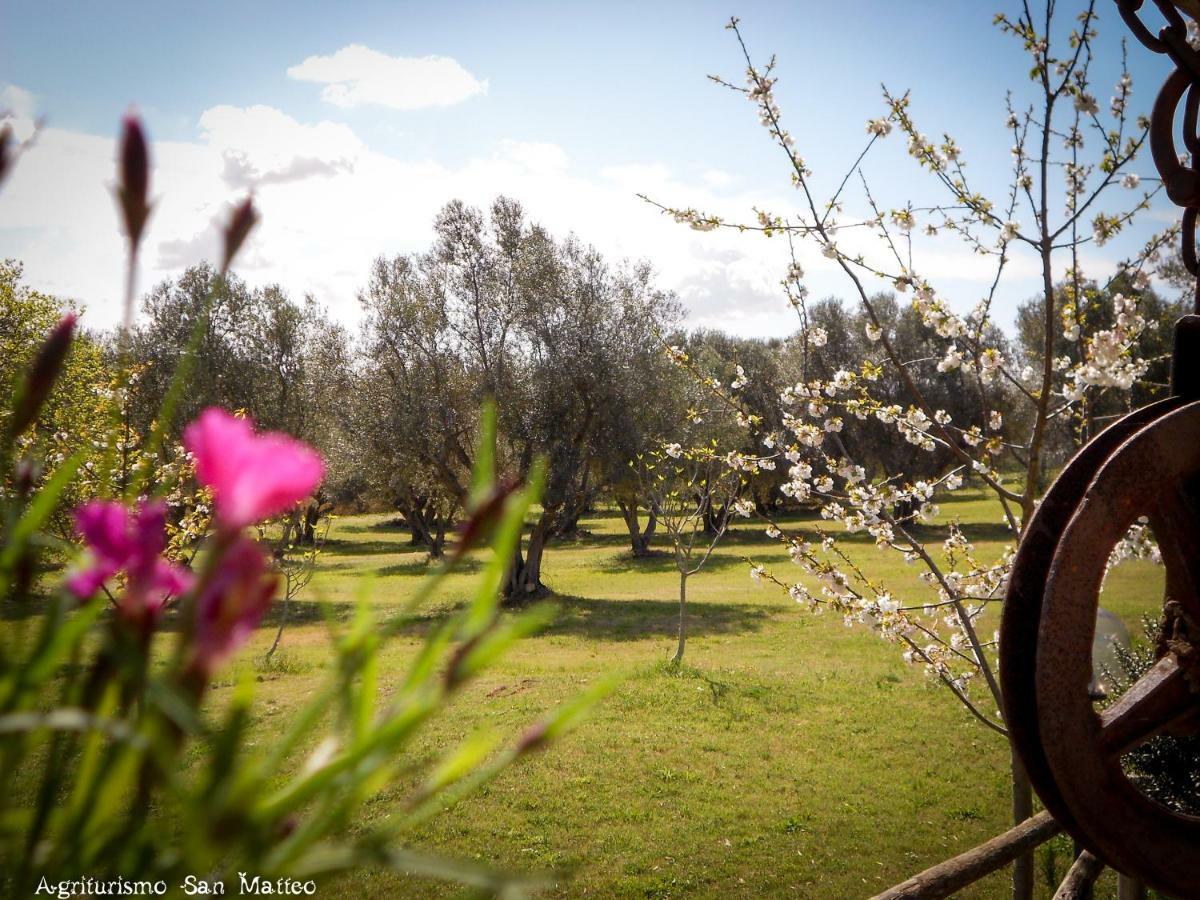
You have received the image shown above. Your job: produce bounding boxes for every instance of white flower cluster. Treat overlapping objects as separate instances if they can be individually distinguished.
[866,118,893,137]
[745,66,805,164]
[912,286,968,340]
[1062,292,1148,399]
[671,208,720,232]
[1104,516,1160,581]
[1074,92,1099,115]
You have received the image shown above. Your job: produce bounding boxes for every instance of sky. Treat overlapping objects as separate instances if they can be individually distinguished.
[0,1,1184,337]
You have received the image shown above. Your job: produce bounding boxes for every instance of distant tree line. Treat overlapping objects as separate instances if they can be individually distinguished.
[2,196,1187,600]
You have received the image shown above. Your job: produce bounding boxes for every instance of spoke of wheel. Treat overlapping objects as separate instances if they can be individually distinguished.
[1151,485,1200,623]
[1099,655,1196,756]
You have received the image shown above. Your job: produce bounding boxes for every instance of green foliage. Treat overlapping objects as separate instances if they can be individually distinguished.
[0,321,607,894]
[1102,617,1200,814]
[0,260,113,537]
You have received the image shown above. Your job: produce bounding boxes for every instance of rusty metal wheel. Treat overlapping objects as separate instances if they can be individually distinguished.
[1000,395,1188,838]
[1034,400,1200,898]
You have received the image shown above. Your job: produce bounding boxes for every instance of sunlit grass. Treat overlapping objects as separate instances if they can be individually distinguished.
[7,488,1162,897]
[208,489,1158,897]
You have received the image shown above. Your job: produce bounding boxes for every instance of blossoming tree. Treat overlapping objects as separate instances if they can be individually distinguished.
[634,439,748,663]
[650,4,1177,896]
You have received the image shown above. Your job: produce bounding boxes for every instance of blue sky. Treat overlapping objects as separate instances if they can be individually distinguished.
[0,1,1182,334]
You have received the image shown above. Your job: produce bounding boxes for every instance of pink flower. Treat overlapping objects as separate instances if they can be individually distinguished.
[182,408,324,531]
[190,537,277,675]
[66,500,193,623]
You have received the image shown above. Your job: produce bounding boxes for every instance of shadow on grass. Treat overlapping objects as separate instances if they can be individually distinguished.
[359,592,775,643]
[319,555,485,578]
[5,589,773,669]
[543,594,774,641]
[597,551,749,576]
[0,594,58,622]
[952,521,1018,543]
[322,538,412,557]
[376,556,484,578]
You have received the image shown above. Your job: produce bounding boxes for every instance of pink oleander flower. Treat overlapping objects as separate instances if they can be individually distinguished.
[66,500,193,624]
[182,408,324,531]
[190,536,277,675]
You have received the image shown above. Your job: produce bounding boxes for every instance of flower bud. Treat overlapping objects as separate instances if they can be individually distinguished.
[515,719,550,755]
[221,196,258,273]
[450,481,518,563]
[13,458,39,500]
[188,537,277,679]
[12,313,76,435]
[117,114,151,249]
[0,123,13,189]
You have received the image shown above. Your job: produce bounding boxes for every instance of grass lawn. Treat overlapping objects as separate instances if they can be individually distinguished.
[11,489,1168,898]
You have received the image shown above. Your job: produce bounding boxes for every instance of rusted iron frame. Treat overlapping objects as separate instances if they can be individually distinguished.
[1119,0,1200,307]
[1031,401,1200,898]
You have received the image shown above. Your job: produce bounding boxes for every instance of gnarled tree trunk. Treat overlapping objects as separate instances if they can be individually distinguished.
[504,510,552,601]
[403,496,450,560]
[618,498,657,557]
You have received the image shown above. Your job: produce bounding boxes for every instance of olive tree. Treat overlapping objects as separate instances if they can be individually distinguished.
[359,198,680,597]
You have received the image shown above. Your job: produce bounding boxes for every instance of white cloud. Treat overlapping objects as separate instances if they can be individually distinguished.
[701,168,737,189]
[0,96,1063,339]
[287,45,487,110]
[1,83,38,141]
[495,140,568,173]
[198,104,363,188]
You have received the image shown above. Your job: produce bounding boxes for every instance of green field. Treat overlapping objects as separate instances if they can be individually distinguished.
[189,488,1160,899]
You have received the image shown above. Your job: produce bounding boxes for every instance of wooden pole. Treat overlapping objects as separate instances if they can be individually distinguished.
[871,811,1062,900]
[1052,851,1104,900]
[1117,874,1146,900]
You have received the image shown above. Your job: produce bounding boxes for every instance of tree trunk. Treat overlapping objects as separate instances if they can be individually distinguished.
[407,502,430,547]
[266,592,291,660]
[643,507,658,548]
[302,501,320,544]
[553,507,584,539]
[504,513,550,601]
[405,499,447,559]
[1011,749,1034,900]
[281,508,301,548]
[619,499,656,557]
[672,571,688,663]
[430,515,446,560]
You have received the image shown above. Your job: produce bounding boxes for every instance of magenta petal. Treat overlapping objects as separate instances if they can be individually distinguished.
[152,558,194,598]
[234,433,324,524]
[183,407,324,529]
[183,409,250,510]
[74,500,135,565]
[133,500,169,558]
[65,563,116,599]
[193,537,277,671]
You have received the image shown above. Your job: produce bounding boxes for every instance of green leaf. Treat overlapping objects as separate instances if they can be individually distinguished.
[414,729,501,801]
[0,449,86,580]
[463,459,545,638]
[452,602,557,684]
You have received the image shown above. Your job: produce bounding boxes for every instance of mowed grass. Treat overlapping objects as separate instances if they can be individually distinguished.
[14,489,1168,898]
[250,488,1168,898]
